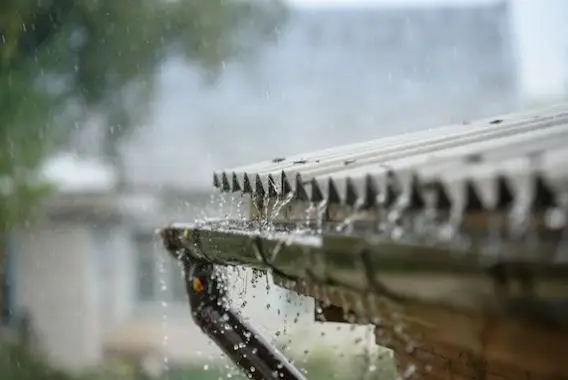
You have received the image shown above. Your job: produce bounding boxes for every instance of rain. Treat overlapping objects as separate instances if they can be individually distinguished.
[1,0,568,379]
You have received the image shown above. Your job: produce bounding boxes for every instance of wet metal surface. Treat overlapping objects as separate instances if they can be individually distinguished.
[163,103,568,326]
[213,104,568,213]
[161,220,568,325]
[161,103,568,380]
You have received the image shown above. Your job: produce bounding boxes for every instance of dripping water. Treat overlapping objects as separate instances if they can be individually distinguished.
[550,207,568,262]
[485,212,504,260]
[386,194,410,241]
[196,191,226,223]
[446,198,471,254]
[360,326,377,380]
[262,194,271,225]
[316,199,328,233]
[335,199,366,234]
[266,191,295,231]
[303,202,316,232]
[236,193,246,221]
[250,194,265,226]
[155,235,170,377]
[228,194,238,222]
[175,189,408,379]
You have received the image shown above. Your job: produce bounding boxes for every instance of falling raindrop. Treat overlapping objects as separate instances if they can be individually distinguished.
[403,363,417,379]
[269,192,295,227]
[316,199,328,233]
[336,199,365,233]
[155,236,170,376]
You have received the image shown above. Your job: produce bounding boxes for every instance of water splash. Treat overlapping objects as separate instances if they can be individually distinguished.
[385,195,410,241]
[264,192,295,231]
[250,194,264,222]
[271,192,295,222]
[165,190,408,379]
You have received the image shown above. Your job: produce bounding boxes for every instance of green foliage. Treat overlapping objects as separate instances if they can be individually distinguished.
[0,0,285,232]
[0,341,397,380]
[0,343,74,380]
[162,352,397,380]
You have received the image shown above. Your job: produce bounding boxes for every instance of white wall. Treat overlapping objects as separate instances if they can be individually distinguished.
[90,224,136,334]
[13,216,146,371]
[13,222,101,371]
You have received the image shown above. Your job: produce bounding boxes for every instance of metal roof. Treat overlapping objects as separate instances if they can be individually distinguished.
[162,103,568,330]
[213,103,568,212]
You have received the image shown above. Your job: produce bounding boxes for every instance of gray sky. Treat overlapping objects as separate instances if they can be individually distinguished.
[113,0,568,191]
[120,2,521,190]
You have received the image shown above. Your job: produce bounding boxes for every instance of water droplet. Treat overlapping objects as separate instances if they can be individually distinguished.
[403,364,417,379]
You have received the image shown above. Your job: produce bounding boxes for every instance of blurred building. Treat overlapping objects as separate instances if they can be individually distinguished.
[6,154,283,372]
[122,0,518,190]
[5,0,568,373]
[509,0,568,103]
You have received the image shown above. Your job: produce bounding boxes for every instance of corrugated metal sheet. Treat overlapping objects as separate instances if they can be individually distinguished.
[214,103,568,212]
[161,103,568,340]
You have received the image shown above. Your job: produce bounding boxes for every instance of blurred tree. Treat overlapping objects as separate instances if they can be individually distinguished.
[0,0,285,324]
